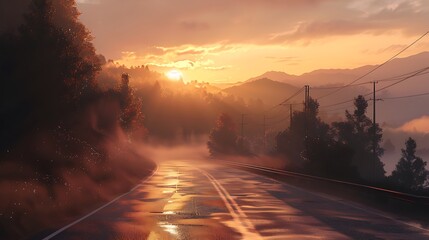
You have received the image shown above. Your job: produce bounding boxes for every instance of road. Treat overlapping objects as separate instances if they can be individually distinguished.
[40,160,429,240]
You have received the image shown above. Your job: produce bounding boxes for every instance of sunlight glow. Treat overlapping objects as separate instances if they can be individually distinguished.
[159,222,178,235]
[165,69,183,81]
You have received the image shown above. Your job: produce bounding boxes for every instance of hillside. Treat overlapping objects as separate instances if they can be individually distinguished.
[224,78,300,106]
[247,52,429,91]
[241,52,429,126]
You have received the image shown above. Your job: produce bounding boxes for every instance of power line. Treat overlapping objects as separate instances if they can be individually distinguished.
[321,99,355,108]
[320,67,429,108]
[312,82,369,90]
[265,87,304,112]
[278,87,305,106]
[321,90,429,112]
[375,67,429,82]
[322,104,355,113]
[368,67,429,94]
[312,67,429,91]
[317,31,429,100]
[382,91,429,100]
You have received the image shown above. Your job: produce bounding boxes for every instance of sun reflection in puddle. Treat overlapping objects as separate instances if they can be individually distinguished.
[162,211,176,215]
[159,222,178,235]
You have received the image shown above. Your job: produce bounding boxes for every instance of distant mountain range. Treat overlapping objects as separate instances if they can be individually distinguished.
[245,52,429,89]
[223,51,429,126]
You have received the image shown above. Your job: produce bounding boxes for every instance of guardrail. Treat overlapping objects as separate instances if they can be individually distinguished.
[223,161,429,206]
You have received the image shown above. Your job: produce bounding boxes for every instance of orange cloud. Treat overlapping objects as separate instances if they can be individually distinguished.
[74,0,429,83]
[397,116,429,134]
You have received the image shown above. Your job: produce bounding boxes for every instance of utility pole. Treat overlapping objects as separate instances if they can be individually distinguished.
[304,85,309,112]
[241,114,245,139]
[263,115,266,152]
[289,104,293,123]
[307,85,310,107]
[372,81,378,157]
[372,81,379,181]
[304,85,310,139]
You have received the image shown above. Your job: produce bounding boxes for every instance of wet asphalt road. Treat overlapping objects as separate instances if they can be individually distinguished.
[42,160,429,240]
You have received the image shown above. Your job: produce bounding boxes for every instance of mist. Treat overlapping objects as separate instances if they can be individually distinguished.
[2,1,429,239]
[0,95,155,239]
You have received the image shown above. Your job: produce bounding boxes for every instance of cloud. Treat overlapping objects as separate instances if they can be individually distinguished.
[265,56,301,64]
[148,60,198,69]
[203,65,232,71]
[155,44,240,57]
[115,43,243,71]
[71,0,429,82]
[76,0,428,54]
[176,49,206,56]
[396,116,429,134]
[180,21,210,31]
[268,1,428,44]
[116,51,224,70]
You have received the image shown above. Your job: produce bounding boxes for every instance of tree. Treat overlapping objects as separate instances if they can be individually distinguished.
[0,0,101,150]
[117,73,146,138]
[333,95,385,181]
[276,98,330,163]
[391,138,428,191]
[208,113,249,156]
[19,0,100,103]
[276,98,358,179]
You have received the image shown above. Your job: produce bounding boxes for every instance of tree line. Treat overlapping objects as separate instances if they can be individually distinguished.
[208,96,428,193]
[0,0,152,238]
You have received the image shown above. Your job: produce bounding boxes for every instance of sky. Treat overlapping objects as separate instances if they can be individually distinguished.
[76,0,429,83]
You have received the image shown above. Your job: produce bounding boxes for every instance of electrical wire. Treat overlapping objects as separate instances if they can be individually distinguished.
[320,67,429,108]
[265,87,304,112]
[382,91,429,100]
[316,31,429,100]
[369,68,429,94]
[278,87,305,105]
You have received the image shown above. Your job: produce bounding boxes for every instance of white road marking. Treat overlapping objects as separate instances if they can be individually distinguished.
[42,165,159,240]
[198,168,263,240]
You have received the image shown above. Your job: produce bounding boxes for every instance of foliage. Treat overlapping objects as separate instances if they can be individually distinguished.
[390,138,428,191]
[332,95,385,181]
[207,113,251,156]
[0,1,153,238]
[276,98,329,162]
[276,98,358,179]
[117,73,146,138]
[0,0,101,150]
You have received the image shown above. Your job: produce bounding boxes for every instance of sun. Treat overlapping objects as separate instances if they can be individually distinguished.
[165,69,183,81]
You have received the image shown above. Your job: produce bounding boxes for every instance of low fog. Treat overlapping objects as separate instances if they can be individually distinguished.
[2,1,429,239]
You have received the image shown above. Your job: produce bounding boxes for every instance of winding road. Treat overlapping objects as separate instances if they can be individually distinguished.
[39,160,429,240]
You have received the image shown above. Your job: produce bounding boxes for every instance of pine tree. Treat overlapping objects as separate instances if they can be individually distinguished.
[276,98,357,179]
[391,138,428,191]
[333,95,385,181]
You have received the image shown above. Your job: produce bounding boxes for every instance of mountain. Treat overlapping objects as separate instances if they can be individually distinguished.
[247,52,429,91]
[223,78,300,106]
[246,71,297,83]
[233,52,429,126]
